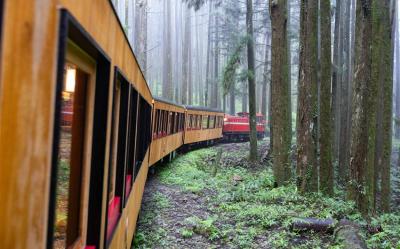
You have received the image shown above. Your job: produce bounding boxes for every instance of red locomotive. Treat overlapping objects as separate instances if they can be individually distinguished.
[223,112,266,141]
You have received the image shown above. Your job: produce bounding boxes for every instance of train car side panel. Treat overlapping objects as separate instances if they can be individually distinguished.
[59,0,153,105]
[0,0,59,248]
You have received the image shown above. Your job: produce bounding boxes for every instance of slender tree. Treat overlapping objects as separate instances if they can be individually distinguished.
[247,0,258,162]
[320,0,333,195]
[332,0,341,162]
[269,0,292,185]
[162,0,173,99]
[182,4,191,104]
[261,31,270,119]
[296,0,319,193]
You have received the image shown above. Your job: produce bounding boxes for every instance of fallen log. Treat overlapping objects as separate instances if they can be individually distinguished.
[291,218,367,249]
[334,219,367,249]
[291,218,337,233]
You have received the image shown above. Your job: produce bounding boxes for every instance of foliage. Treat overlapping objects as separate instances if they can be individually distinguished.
[136,145,400,248]
[222,36,249,96]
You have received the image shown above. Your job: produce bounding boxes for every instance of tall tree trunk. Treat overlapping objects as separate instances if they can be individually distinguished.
[162,0,173,99]
[338,0,352,183]
[320,0,334,195]
[395,0,400,139]
[261,32,270,119]
[230,86,235,115]
[242,79,248,112]
[212,12,220,108]
[247,0,258,162]
[182,5,191,105]
[205,2,213,107]
[270,0,291,185]
[332,0,342,162]
[378,0,393,213]
[296,0,319,193]
[140,0,148,75]
[348,0,372,215]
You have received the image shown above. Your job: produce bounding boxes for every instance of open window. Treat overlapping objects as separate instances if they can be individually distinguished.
[202,115,209,129]
[49,11,111,249]
[105,69,132,242]
[126,86,138,197]
[135,96,152,179]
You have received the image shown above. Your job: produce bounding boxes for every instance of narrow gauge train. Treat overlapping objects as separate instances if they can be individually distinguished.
[223,112,266,141]
[0,1,223,249]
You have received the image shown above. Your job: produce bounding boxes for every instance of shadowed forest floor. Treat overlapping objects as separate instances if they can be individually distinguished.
[134,140,400,249]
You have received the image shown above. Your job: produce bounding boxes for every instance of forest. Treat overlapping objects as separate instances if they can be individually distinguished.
[111,0,400,248]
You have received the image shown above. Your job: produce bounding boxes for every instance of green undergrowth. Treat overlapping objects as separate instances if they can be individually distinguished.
[135,147,400,249]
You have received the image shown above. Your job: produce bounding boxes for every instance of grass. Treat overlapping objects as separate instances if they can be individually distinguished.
[135,146,400,249]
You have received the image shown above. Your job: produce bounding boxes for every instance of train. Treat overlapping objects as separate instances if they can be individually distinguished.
[0,1,266,248]
[0,1,230,249]
[223,112,266,141]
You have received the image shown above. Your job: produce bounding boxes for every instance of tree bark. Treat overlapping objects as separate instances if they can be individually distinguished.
[296,0,319,193]
[213,12,220,108]
[247,0,258,162]
[162,0,173,99]
[378,0,393,213]
[292,218,337,233]
[338,0,352,185]
[348,0,372,215]
[261,32,270,119]
[205,2,213,107]
[332,0,342,163]
[182,5,191,105]
[320,0,334,195]
[270,0,292,185]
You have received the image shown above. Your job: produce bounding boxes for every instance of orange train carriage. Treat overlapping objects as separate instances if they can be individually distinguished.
[0,1,224,249]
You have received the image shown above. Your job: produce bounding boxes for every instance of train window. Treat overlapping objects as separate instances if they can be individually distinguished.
[53,41,96,249]
[181,113,185,131]
[198,115,201,129]
[202,115,208,129]
[163,111,168,136]
[153,109,158,139]
[171,112,174,134]
[135,96,152,179]
[125,86,138,198]
[174,113,178,133]
[49,13,111,249]
[158,110,162,136]
[209,116,215,129]
[106,72,131,241]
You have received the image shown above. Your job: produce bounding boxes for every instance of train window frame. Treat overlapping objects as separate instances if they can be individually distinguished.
[126,85,139,198]
[153,109,158,139]
[134,96,152,180]
[49,10,111,249]
[105,68,133,243]
[61,40,96,249]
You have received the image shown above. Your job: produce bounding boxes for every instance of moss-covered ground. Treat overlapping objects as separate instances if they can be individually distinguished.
[134,141,400,249]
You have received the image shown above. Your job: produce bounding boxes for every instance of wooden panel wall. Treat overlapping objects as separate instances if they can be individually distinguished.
[0,0,59,248]
[0,0,153,248]
[149,132,183,166]
[59,0,153,105]
[184,110,224,145]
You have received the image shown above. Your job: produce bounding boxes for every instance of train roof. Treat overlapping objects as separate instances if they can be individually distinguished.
[185,105,224,113]
[153,97,186,109]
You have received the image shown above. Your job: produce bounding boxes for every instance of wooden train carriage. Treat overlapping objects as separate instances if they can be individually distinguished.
[0,1,152,249]
[149,98,185,166]
[184,106,224,145]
